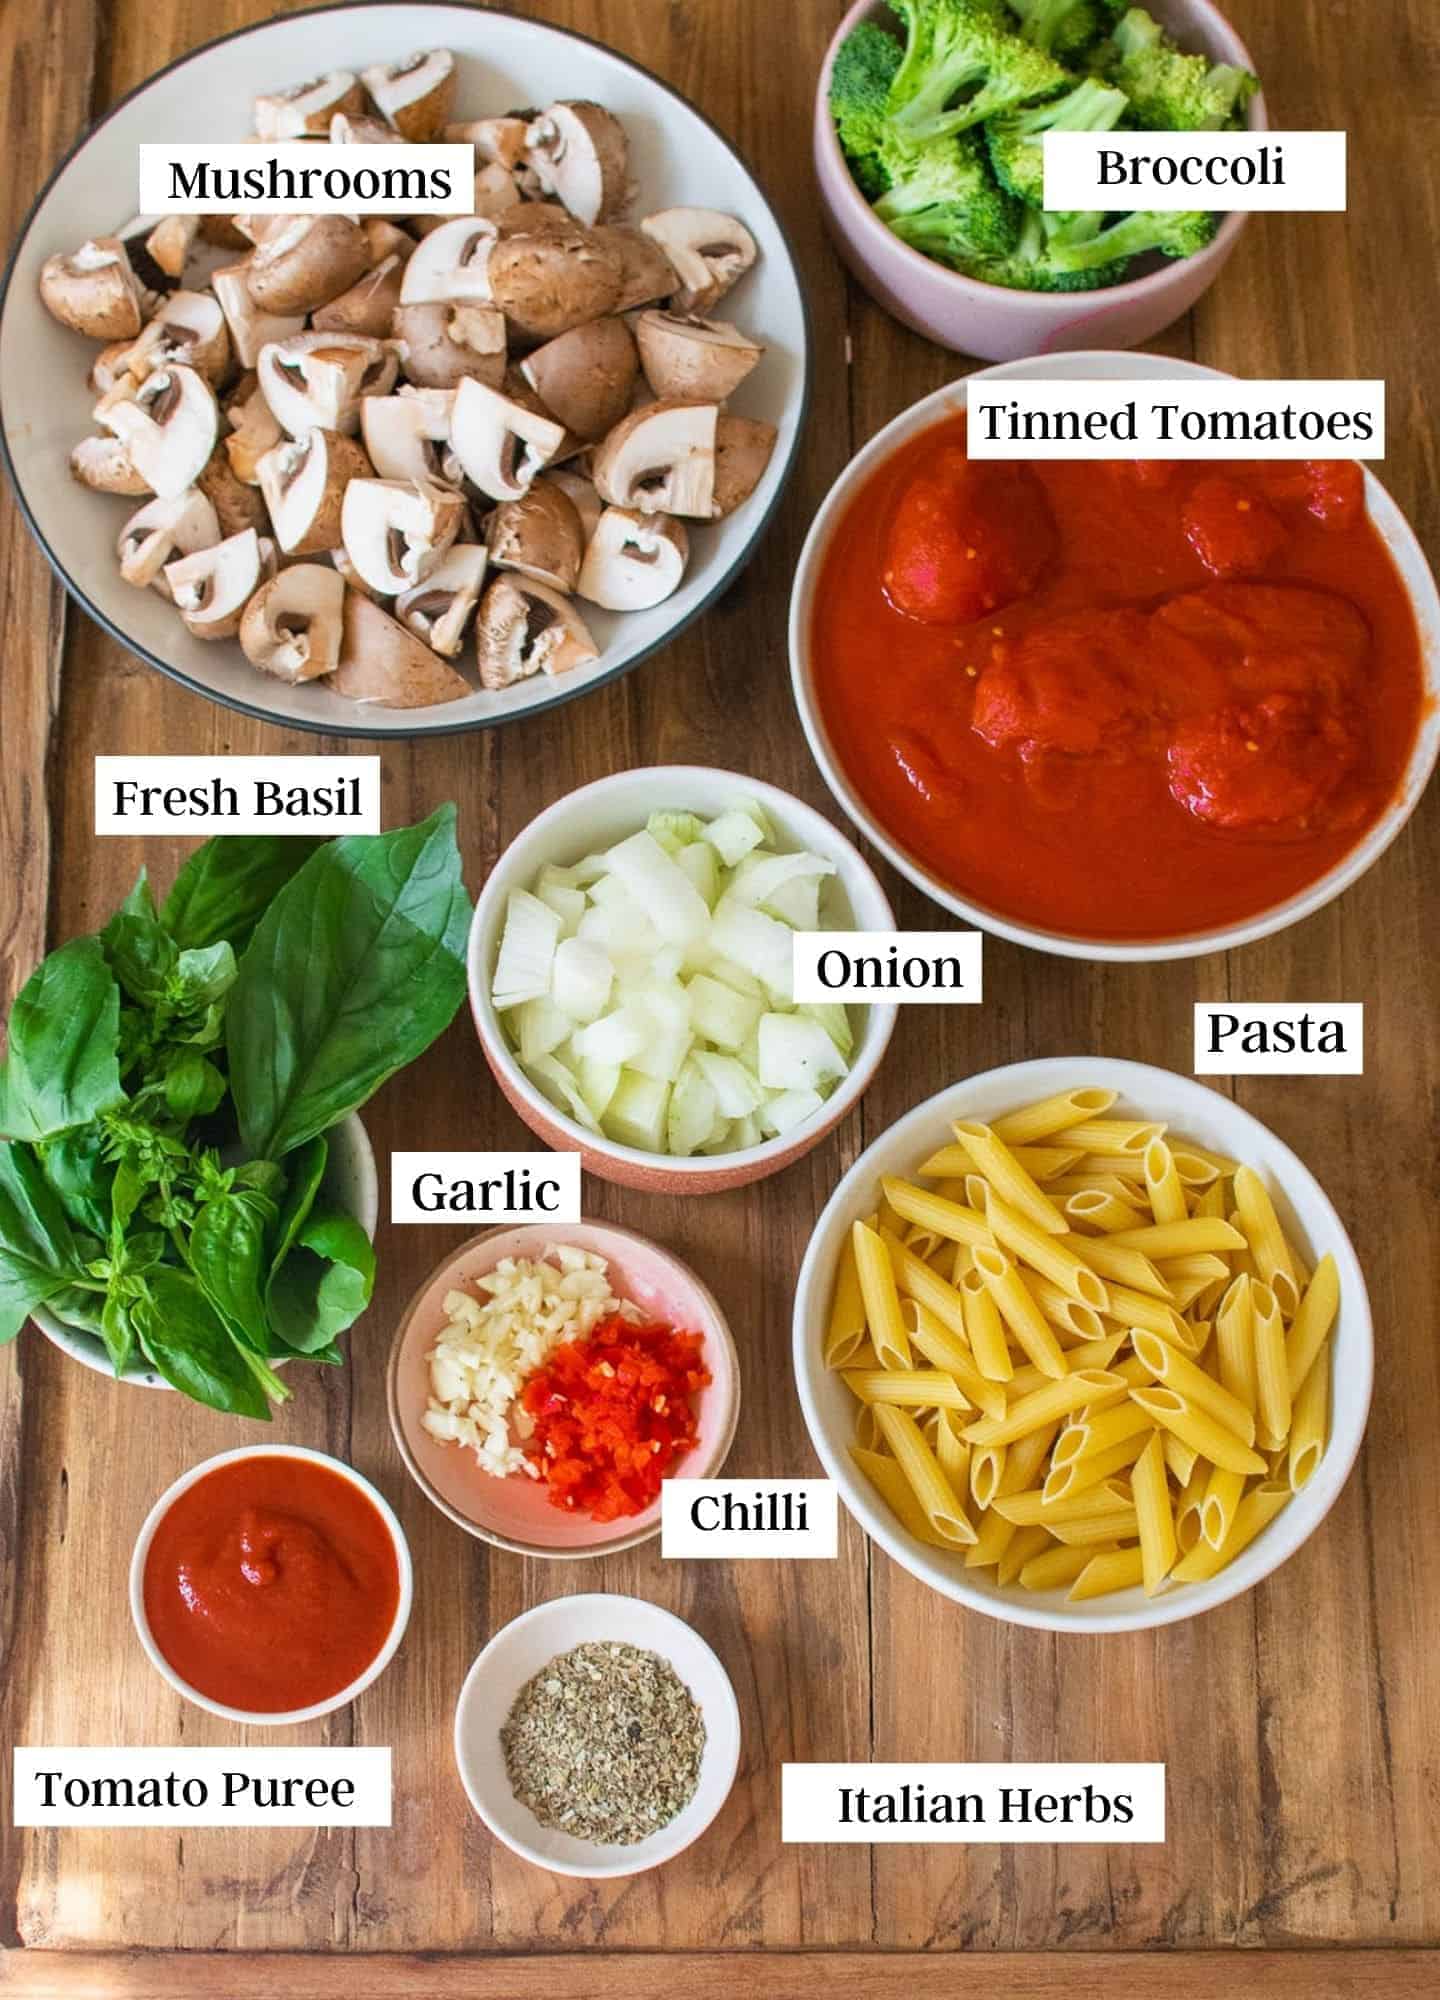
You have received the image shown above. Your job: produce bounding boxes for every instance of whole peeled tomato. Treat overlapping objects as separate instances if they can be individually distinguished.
[882,448,1056,626]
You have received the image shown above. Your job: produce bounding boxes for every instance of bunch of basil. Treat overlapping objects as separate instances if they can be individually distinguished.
[0,806,471,1416]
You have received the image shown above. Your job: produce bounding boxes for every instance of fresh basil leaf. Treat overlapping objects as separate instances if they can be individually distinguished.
[100,1287,138,1376]
[0,1142,92,1343]
[117,869,158,924]
[162,1051,227,1123]
[133,1268,271,1418]
[267,1207,375,1354]
[0,937,125,1142]
[266,1135,327,1276]
[41,1284,107,1337]
[235,1159,287,1204]
[227,807,470,1159]
[103,909,178,1004]
[38,1128,115,1237]
[189,1191,274,1352]
[162,836,326,953]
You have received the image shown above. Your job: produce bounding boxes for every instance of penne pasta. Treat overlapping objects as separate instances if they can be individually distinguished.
[1288,1344,1330,1492]
[1171,1480,1290,1582]
[1169,1148,1224,1188]
[1129,1386,1267,1476]
[1047,1510,1141,1548]
[1068,1546,1146,1600]
[1285,1253,1339,1398]
[964,1505,1019,1570]
[1144,1139,1188,1226]
[1064,1187,1148,1235]
[852,1220,911,1370]
[1251,1281,1293,1449]
[851,1446,953,1550]
[1020,1543,1100,1592]
[991,1087,1119,1146]
[1070,1237,1170,1296]
[1233,1166,1299,1315]
[1156,1254,1232,1286]
[1132,1432,1177,1596]
[883,1230,970,1344]
[901,1300,1006,1421]
[1052,1400,1155,1467]
[982,1192,1111,1309]
[970,1442,1006,1510]
[1200,1466,1245,1551]
[1049,1172,1151,1205]
[964,1368,1126,1448]
[873,1404,977,1546]
[997,1524,1052,1588]
[1163,1432,1198,1487]
[824,1228,869,1369]
[1010,1145,1086,1182]
[1169,1139,1241,1178]
[1129,1332,1258,1445]
[953,1120,1068,1235]
[1192,1181,1228,1221]
[1040,1431,1148,1502]
[842,1367,972,1412]
[1006,1336,1124,1398]
[1173,1457,1209,1553]
[972,1244,1069,1379]
[882,1176,994,1253]
[853,1402,883,1452]
[995,1476,1135,1526]
[1103,1218,1246,1259]
[1106,1284,1202,1347]
[1025,1272,1107,1341]
[1214,1273,1258,1415]
[960,1267,1014,1383]
[1060,1119,1165,1157]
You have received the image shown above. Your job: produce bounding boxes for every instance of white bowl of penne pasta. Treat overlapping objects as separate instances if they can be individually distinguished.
[793,1058,1371,1632]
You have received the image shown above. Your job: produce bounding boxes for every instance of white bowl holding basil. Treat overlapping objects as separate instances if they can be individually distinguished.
[0,810,471,1410]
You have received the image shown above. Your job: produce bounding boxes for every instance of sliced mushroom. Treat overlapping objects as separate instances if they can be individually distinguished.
[197,447,270,537]
[360,50,456,140]
[362,218,415,264]
[449,376,566,502]
[520,316,637,441]
[247,216,371,315]
[330,108,409,145]
[200,215,252,252]
[485,482,584,593]
[399,217,498,305]
[329,591,471,707]
[634,311,762,403]
[70,435,151,494]
[522,102,629,226]
[258,428,371,554]
[164,527,275,640]
[415,164,522,237]
[591,398,717,518]
[239,564,346,681]
[126,290,232,386]
[486,221,623,343]
[641,209,758,314]
[712,414,778,518]
[594,224,678,312]
[255,70,364,138]
[340,476,464,595]
[224,374,284,483]
[89,341,141,398]
[444,116,529,167]
[258,331,396,436]
[96,365,218,498]
[212,261,306,370]
[117,488,221,592]
[311,253,405,337]
[361,390,458,483]
[544,467,603,545]
[577,507,689,610]
[40,238,148,339]
[474,575,598,689]
[392,301,507,391]
[145,215,199,282]
[396,543,488,656]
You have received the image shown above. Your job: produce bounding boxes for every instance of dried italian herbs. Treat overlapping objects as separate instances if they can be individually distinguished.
[501,1640,706,1844]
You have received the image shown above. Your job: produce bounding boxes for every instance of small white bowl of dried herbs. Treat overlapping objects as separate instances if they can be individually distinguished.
[454,1592,741,1878]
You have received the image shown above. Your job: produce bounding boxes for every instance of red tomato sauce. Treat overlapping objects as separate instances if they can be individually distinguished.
[810,414,1427,939]
[143,1455,400,1713]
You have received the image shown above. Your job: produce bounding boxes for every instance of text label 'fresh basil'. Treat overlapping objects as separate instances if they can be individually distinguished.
[792,932,982,1005]
[95,756,380,835]
[390,1151,582,1225]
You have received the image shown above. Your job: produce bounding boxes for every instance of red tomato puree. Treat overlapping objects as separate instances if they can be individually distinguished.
[143,1455,399,1713]
[810,414,1427,939]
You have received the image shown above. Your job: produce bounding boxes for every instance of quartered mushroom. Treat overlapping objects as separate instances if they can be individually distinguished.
[362,218,415,264]
[712,414,779,518]
[361,389,458,484]
[640,209,758,314]
[126,290,232,386]
[198,446,271,537]
[522,102,630,226]
[40,238,149,339]
[634,311,763,402]
[485,218,623,343]
[247,216,372,315]
[258,428,372,554]
[414,165,521,235]
[330,109,408,146]
[89,341,141,398]
[211,262,306,370]
[254,70,364,139]
[595,225,678,313]
[474,575,599,689]
[329,590,472,707]
[444,116,529,168]
[360,50,456,140]
[520,316,636,441]
[449,376,566,502]
[576,506,689,611]
[393,301,507,390]
[258,330,396,436]
[238,564,346,681]
[116,489,221,591]
[400,216,499,305]
[395,543,489,656]
[544,467,603,544]
[223,374,284,483]
[96,365,218,498]
[485,482,585,593]
[310,253,405,337]
[331,545,380,603]
[340,475,464,594]
[145,215,199,282]
[591,398,718,518]
[71,435,150,494]
[164,526,275,639]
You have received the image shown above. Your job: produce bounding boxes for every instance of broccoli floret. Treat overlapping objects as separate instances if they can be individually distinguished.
[1099,8,1257,129]
[1007,0,1126,58]
[830,22,906,195]
[1046,204,1218,271]
[985,74,1129,205]
[966,207,1130,290]
[874,127,1022,262]
[887,0,1071,145]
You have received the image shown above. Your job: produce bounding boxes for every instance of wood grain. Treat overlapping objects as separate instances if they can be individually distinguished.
[1,0,1437,1975]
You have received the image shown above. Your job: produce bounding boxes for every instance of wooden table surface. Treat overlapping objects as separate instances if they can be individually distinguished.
[2,1,1437,1992]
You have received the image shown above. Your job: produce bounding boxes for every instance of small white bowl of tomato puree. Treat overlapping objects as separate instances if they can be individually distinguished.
[130,1446,413,1726]
[791,352,1440,961]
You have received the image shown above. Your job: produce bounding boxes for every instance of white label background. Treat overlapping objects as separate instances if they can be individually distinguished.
[967,380,1385,460]
[792,932,983,1005]
[14,1749,392,1827]
[1194,1003,1364,1075]
[782,1763,1165,1843]
[139,144,473,215]
[1044,131,1347,212]
[390,1151,582,1225]
[95,756,380,835]
[662,1480,839,1559]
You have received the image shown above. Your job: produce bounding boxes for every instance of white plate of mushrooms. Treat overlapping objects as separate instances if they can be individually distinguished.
[0,2,807,734]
